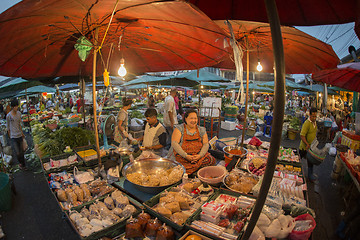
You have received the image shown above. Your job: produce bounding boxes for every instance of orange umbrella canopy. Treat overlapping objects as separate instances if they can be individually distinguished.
[213,20,340,74]
[0,0,229,78]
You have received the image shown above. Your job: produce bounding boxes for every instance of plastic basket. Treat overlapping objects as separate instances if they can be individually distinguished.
[306,151,325,166]
[323,120,332,128]
[65,191,140,240]
[41,152,81,174]
[74,145,109,166]
[185,188,255,240]
[289,213,316,240]
[0,172,12,211]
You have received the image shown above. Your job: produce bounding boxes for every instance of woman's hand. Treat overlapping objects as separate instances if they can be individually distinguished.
[191,154,201,161]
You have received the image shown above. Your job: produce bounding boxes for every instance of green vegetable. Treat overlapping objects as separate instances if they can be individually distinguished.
[129,110,144,119]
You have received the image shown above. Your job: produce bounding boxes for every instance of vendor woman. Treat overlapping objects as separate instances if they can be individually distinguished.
[171,109,215,174]
[114,97,133,143]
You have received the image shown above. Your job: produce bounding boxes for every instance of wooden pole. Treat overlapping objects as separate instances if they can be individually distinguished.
[92,28,102,169]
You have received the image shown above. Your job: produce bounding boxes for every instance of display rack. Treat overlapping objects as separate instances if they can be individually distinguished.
[198,106,221,139]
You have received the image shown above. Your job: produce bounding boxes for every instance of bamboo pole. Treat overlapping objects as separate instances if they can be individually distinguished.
[92,28,102,170]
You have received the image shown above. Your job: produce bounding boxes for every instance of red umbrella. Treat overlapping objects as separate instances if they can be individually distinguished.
[312,62,360,92]
[214,20,339,74]
[0,0,229,78]
[188,0,357,25]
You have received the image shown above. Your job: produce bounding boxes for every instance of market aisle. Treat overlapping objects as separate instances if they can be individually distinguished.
[2,171,79,240]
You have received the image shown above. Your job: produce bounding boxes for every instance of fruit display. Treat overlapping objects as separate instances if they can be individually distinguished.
[247,157,267,176]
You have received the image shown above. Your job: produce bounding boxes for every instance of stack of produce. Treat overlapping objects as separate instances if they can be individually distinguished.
[32,124,95,157]
[49,171,114,210]
[69,190,137,237]
[147,179,214,228]
[125,211,175,240]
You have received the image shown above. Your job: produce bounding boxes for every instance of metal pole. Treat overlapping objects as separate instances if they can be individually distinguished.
[240,43,250,147]
[241,0,285,239]
[82,78,85,128]
[92,28,102,170]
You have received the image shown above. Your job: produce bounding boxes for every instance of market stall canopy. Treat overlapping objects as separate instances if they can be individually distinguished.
[328,86,352,92]
[171,69,231,82]
[58,83,79,91]
[312,62,360,93]
[226,83,274,93]
[259,80,308,90]
[0,0,230,79]
[0,77,43,93]
[188,0,357,25]
[15,85,57,97]
[303,84,337,95]
[195,81,226,89]
[296,91,314,96]
[123,75,171,86]
[212,20,339,74]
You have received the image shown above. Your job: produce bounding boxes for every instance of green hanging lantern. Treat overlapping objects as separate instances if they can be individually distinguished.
[74,36,93,61]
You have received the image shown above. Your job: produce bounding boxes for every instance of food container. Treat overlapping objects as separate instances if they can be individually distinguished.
[197,166,227,186]
[122,158,185,194]
[223,145,248,158]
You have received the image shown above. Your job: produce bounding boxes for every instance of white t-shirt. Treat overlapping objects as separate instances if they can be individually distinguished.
[163,95,178,127]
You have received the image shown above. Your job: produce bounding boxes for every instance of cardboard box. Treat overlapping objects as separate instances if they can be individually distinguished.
[221,121,236,131]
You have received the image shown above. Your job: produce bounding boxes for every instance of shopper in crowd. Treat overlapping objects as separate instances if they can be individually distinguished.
[114,97,133,143]
[6,98,26,170]
[299,107,318,181]
[138,108,167,156]
[0,100,4,119]
[76,95,84,113]
[174,91,180,114]
[163,87,178,146]
[171,109,215,175]
[148,95,155,108]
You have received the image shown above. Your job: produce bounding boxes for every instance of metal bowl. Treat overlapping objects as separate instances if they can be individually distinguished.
[122,158,185,193]
[223,145,248,158]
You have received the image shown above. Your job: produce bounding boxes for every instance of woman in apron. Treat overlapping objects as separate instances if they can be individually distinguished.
[114,98,133,143]
[172,109,215,175]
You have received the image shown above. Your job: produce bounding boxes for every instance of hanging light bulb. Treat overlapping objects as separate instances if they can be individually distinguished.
[118,58,127,77]
[201,85,204,89]
[256,61,263,72]
[252,91,255,95]
[319,93,322,97]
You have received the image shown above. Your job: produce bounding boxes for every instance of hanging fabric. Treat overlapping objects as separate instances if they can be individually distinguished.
[225,20,244,104]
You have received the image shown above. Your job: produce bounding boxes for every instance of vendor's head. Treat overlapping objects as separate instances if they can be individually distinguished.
[145,108,158,125]
[309,107,317,122]
[10,98,19,110]
[122,97,133,110]
[184,109,198,128]
[170,87,177,97]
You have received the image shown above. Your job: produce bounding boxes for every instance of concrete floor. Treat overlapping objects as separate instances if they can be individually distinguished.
[0,128,347,240]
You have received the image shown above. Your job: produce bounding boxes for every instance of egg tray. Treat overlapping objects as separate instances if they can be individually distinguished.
[64,191,142,240]
[185,188,256,240]
[143,183,216,231]
[40,151,81,174]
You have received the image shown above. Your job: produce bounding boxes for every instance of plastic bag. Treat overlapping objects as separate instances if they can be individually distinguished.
[73,167,94,184]
[329,147,337,157]
[249,136,262,147]
[23,138,28,151]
